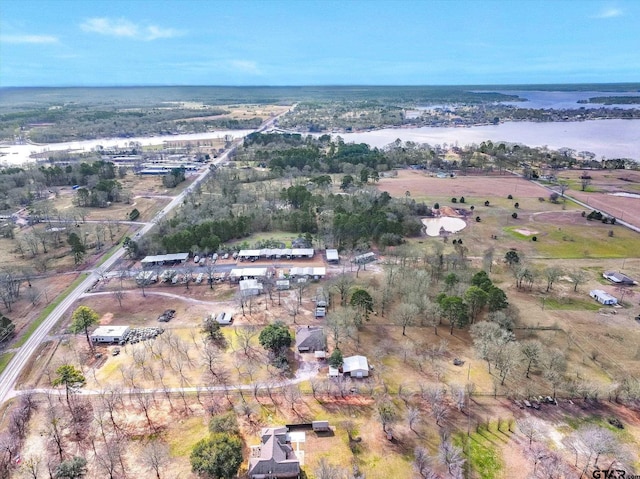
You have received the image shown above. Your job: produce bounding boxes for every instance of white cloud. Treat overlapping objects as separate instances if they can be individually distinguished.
[80,17,182,40]
[1,34,59,44]
[228,60,261,75]
[593,7,623,18]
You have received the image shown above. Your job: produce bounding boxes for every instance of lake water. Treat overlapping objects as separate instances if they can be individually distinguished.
[1,119,639,166]
[421,217,467,237]
[0,130,253,166]
[337,119,640,160]
[496,90,640,110]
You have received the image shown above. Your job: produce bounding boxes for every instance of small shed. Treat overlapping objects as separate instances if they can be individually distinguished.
[312,421,330,432]
[325,249,339,263]
[215,312,233,325]
[91,325,130,344]
[590,289,618,305]
[276,280,290,290]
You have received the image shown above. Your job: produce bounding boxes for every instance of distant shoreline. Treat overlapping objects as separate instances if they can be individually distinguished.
[2,119,639,166]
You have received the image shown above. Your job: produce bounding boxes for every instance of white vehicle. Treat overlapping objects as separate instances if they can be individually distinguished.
[199,257,206,266]
[196,273,204,284]
[194,255,200,263]
[222,253,229,260]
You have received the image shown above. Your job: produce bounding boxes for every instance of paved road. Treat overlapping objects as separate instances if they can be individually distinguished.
[0,112,286,406]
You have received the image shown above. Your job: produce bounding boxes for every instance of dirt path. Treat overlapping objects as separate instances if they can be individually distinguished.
[81,290,223,306]
[10,359,320,399]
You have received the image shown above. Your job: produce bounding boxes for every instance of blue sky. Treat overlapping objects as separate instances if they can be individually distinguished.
[1,0,638,86]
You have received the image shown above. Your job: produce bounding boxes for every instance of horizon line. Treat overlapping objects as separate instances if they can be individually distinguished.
[2,82,640,89]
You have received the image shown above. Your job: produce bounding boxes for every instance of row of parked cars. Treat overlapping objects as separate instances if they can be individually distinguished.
[194,252,235,265]
[514,396,557,409]
[118,327,165,345]
[160,270,208,285]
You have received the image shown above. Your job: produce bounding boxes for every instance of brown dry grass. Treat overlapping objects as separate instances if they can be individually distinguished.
[377,170,550,199]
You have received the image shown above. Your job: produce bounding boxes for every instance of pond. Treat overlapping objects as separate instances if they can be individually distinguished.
[421,217,467,237]
[608,192,640,199]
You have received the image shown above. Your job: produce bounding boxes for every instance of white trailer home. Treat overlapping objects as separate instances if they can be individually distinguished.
[589,289,618,305]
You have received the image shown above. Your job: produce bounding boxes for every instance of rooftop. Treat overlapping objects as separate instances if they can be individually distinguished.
[343,355,369,373]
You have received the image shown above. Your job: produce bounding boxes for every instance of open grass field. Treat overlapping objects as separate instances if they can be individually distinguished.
[377,170,549,200]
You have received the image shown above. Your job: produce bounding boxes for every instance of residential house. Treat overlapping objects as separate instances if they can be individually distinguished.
[603,271,637,285]
[295,327,325,353]
[248,427,300,479]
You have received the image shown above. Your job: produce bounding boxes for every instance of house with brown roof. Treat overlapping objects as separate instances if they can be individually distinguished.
[248,427,300,479]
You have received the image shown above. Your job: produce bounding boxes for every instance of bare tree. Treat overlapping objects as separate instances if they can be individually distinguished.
[517,416,542,447]
[376,398,397,433]
[141,439,170,479]
[543,267,563,292]
[332,272,354,307]
[520,340,542,378]
[494,341,520,385]
[450,384,466,413]
[314,457,347,479]
[438,439,465,478]
[95,437,127,479]
[19,455,43,479]
[407,406,421,433]
[394,302,418,336]
[414,446,439,479]
[568,269,588,292]
[235,325,258,357]
[577,425,619,471]
[283,384,302,412]
[112,289,125,308]
[326,307,355,348]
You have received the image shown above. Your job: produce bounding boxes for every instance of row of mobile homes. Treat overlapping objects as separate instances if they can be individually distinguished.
[229,267,271,282]
[238,248,314,261]
[289,267,326,280]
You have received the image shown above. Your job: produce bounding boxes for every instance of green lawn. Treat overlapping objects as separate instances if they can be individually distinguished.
[504,224,640,259]
[455,431,503,479]
[543,297,602,311]
[0,352,16,376]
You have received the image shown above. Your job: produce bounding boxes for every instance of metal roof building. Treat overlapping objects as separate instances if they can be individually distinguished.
[141,253,189,266]
[325,249,339,263]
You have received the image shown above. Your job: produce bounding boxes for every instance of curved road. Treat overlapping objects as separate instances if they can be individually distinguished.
[0,112,286,406]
